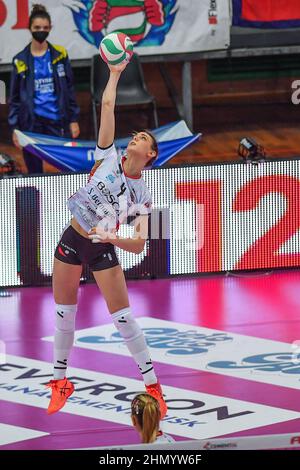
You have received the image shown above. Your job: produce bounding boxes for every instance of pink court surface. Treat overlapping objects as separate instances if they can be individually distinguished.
[0,269,300,450]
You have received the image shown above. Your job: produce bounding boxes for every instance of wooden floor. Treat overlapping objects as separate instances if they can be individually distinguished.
[173,122,300,166]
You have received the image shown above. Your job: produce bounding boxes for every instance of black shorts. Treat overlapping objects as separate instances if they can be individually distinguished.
[54,224,120,271]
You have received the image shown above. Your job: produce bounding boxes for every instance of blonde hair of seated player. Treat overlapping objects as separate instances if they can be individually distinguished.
[131,393,162,444]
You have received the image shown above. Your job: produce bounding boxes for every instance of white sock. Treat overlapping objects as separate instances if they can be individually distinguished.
[111,307,157,386]
[53,304,77,380]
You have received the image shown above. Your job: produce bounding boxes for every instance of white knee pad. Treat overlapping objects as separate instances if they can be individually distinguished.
[111,307,156,385]
[55,304,77,332]
[111,307,142,341]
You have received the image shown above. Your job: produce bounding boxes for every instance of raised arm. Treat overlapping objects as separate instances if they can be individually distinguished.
[98,63,127,148]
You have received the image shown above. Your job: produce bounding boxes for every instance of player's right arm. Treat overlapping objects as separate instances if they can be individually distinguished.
[98,63,127,149]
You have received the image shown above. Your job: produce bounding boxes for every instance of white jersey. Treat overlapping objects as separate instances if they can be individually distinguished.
[155,432,175,444]
[68,144,152,232]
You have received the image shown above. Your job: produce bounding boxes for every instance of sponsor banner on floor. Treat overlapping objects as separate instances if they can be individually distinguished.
[44,318,300,390]
[1,355,299,442]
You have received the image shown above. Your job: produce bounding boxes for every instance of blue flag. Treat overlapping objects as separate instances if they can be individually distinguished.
[15,121,201,172]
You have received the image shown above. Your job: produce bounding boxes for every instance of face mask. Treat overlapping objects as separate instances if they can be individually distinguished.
[31,31,49,43]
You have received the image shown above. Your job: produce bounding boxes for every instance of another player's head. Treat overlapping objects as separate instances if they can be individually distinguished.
[29,4,52,41]
[131,393,161,443]
[127,130,158,168]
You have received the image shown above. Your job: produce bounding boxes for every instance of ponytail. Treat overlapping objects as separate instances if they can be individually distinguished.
[141,401,159,443]
[131,393,161,444]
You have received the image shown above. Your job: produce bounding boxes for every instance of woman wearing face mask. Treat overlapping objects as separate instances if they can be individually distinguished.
[8,4,80,174]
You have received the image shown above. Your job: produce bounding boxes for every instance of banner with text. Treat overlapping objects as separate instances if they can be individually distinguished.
[0,0,230,64]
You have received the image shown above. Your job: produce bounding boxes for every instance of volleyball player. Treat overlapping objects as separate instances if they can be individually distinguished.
[46,61,167,421]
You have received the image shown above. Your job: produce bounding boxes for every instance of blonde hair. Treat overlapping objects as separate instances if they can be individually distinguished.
[131,393,161,443]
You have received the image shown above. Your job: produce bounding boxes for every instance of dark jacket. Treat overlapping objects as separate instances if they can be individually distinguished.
[8,42,80,131]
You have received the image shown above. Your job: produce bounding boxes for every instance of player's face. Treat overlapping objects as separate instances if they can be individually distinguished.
[127,132,155,161]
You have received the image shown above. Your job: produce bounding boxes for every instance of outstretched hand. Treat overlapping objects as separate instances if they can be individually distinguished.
[108,61,128,74]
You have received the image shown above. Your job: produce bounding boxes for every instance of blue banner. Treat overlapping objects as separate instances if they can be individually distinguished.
[16,121,200,172]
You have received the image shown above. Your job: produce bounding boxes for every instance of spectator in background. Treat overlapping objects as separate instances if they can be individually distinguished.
[8,3,80,174]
